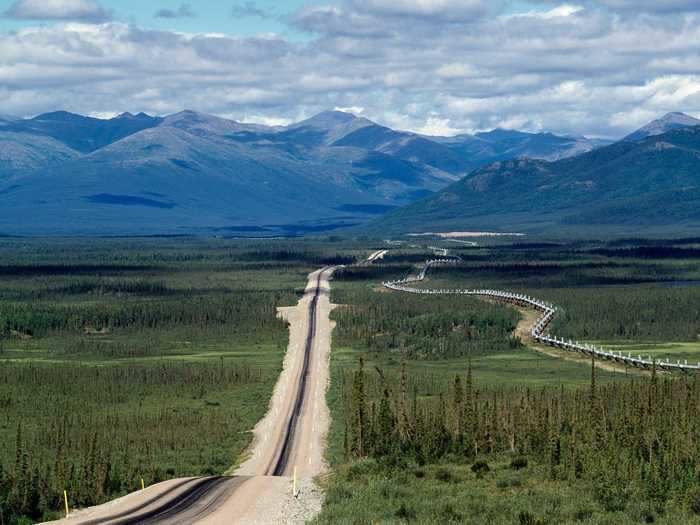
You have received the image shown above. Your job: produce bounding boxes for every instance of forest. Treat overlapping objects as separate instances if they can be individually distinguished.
[396,242,700,353]
[0,237,368,524]
[2,235,700,523]
[332,266,521,359]
[318,360,700,524]
[317,237,700,524]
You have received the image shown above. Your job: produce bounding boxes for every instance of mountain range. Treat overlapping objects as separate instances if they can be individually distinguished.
[0,109,610,236]
[368,112,700,237]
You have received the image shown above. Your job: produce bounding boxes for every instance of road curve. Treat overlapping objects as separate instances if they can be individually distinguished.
[46,477,251,525]
[48,265,339,524]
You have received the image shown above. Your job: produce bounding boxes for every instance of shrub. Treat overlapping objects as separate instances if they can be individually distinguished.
[435,467,453,482]
[496,474,522,489]
[594,478,628,512]
[344,458,380,481]
[439,503,462,522]
[510,456,528,470]
[471,460,490,478]
[518,511,546,525]
[573,508,593,521]
[395,503,416,521]
[327,484,353,503]
[685,486,700,515]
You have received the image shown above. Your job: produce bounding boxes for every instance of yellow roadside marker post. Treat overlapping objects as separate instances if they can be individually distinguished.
[141,478,145,491]
[293,466,298,498]
[64,490,69,517]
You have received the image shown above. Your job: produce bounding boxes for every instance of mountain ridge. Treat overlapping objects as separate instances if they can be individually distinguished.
[624,112,700,142]
[0,108,696,236]
[365,123,700,236]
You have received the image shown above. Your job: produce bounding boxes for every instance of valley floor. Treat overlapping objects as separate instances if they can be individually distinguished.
[2,236,700,524]
[313,238,700,524]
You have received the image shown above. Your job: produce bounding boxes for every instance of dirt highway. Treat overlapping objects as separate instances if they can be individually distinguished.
[365,249,387,263]
[47,265,338,524]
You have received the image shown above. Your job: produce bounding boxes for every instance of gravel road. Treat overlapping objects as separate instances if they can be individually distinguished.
[46,265,338,524]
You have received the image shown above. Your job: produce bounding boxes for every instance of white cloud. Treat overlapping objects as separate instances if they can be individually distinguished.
[1,2,700,139]
[414,116,464,136]
[4,0,112,22]
[529,0,700,13]
[350,0,500,20]
[88,111,120,119]
[238,114,292,127]
[509,4,584,19]
[436,63,480,79]
[334,106,365,114]
[594,0,700,12]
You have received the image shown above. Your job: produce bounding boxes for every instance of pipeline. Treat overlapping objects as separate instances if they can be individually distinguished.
[382,256,699,373]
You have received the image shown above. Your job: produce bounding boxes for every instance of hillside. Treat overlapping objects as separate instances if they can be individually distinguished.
[367,125,700,236]
[624,112,700,142]
[0,109,603,236]
[435,129,611,165]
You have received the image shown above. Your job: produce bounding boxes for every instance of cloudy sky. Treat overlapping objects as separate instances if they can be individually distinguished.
[0,0,699,138]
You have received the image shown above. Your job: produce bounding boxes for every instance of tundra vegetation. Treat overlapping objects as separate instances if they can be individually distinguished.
[0,237,362,524]
[2,237,699,524]
[316,238,700,524]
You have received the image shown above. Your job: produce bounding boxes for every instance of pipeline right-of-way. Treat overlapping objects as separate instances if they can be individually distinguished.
[383,256,700,373]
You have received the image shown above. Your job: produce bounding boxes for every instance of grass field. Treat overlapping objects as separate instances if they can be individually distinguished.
[0,237,372,524]
[3,236,700,524]
[316,237,700,525]
[588,341,700,367]
[315,458,699,525]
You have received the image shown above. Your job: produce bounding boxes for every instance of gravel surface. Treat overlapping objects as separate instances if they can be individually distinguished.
[45,265,341,524]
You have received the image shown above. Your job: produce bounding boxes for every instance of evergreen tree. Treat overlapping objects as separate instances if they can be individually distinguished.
[376,387,395,457]
[452,374,463,438]
[350,357,367,457]
[463,361,475,457]
[397,361,411,441]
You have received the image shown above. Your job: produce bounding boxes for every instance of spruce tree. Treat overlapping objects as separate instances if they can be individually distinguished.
[463,361,475,457]
[397,361,411,441]
[452,375,463,438]
[351,357,367,457]
[376,387,395,457]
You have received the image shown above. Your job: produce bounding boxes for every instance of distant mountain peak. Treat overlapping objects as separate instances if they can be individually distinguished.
[655,112,700,127]
[166,109,211,121]
[662,111,695,119]
[160,110,270,136]
[286,109,375,145]
[117,112,151,120]
[625,111,700,142]
[162,110,234,127]
[295,110,367,128]
[476,128,532,140]
[32,110,95,122]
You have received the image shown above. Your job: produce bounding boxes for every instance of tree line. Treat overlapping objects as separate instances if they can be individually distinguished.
[332,286,520,359]
[341,359,700,516]
[0,361,265,523]
[0,290,286,337]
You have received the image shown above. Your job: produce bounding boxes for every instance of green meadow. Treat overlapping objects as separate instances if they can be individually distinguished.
[317,238,700,525]
[0,237,357,524]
